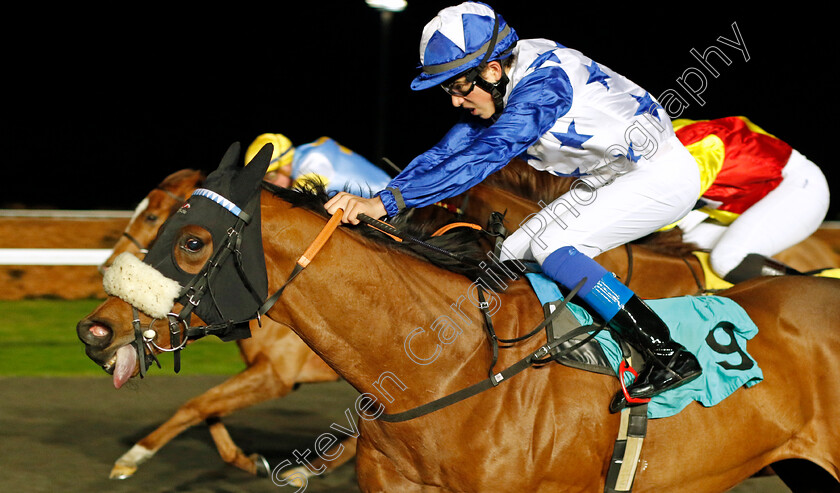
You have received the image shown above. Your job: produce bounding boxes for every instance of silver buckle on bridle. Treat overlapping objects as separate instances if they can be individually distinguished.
[142,314,189,352]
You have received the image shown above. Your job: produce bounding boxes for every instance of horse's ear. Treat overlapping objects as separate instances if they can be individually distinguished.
[217,142,242,171]
[231,142,273,203]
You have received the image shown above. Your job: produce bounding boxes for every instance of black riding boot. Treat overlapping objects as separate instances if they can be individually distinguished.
[723,253,804,284]
[608,295,702,413]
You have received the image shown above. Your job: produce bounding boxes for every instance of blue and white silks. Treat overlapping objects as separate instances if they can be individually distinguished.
[379,38,673,216]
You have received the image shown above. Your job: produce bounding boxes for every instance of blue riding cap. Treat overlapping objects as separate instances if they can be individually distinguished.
[410,1,518,91]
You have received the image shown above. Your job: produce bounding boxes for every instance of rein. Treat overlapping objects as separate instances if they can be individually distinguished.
[252,210,344,318]
[681,256,706,294]
[355,213,485,268]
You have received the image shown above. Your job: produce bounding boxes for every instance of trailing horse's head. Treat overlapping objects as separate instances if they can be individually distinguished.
[100,168,206,272]
[78,142,274,386]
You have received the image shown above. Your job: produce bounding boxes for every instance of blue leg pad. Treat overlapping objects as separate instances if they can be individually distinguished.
[541,246,634,321]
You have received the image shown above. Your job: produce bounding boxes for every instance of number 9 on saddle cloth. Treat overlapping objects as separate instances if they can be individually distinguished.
[525,272,763,419]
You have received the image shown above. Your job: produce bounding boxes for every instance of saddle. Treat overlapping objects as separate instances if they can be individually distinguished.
[693,250,840,292]
[542,298,641,376]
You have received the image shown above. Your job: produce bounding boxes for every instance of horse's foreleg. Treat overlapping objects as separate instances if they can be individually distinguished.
[110,356,290,479]
[207,417,270,476]
[275,437,359,488]
[310,436,358,476]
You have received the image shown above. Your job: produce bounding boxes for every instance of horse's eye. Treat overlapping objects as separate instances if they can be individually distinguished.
[145,213,159,222]
[181,237,204,253]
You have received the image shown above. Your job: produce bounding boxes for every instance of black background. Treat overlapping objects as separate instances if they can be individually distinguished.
[3,2,837,218]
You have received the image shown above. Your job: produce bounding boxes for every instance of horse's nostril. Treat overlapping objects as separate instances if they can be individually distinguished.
[77,320,113,348]
[89,325,110,338]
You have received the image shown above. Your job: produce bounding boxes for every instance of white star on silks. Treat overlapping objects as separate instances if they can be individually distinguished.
[551,120,593,149]
[586,61,610,90]
[632,92,663,120]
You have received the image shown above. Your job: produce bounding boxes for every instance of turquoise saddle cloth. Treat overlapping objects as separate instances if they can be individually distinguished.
[525,273,764,419]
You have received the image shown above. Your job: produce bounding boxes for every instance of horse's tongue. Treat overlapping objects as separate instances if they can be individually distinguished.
[113,345,136,389]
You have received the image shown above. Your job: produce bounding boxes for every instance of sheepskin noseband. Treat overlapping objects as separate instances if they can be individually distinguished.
[103,252,182,319]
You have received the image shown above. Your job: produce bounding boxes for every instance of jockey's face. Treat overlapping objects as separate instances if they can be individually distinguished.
[264,164,292,188]
[446,61,503,120]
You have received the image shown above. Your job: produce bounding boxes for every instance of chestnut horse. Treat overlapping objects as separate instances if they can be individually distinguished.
[99,161,838,482]
[79,148,839,492]
[100,168,347,481]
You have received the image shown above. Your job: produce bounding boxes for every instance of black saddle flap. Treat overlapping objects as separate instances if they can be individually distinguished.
[543,300,615,376]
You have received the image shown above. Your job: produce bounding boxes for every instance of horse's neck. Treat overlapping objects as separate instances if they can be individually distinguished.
[260,196,544,412]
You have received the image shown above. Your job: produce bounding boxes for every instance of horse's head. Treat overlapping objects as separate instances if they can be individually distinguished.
[78,142,273,387]
[101,169,206,272]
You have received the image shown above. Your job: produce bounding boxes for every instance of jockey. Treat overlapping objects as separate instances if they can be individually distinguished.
[245,133,392,198]
[325,1,702,411]
[671,116,830,283]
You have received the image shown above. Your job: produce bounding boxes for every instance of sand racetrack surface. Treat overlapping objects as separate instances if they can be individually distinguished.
[0,376,362,493]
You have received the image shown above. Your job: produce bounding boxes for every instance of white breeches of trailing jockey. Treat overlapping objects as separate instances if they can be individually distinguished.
[500,136,701,264]
[681,149,830,276]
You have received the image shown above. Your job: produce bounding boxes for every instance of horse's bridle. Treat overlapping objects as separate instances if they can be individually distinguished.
[133,197,344,377]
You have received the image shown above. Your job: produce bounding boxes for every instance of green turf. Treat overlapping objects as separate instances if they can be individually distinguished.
[0,299,246,377]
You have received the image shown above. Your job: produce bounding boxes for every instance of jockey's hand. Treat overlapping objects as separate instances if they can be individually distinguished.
[325,192,387,225]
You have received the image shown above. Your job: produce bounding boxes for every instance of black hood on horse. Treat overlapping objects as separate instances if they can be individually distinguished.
[143,141,272,337]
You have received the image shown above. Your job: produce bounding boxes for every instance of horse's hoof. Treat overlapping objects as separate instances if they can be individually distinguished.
[109,464,138,480]
[249,453,271,477]
[281,466,312,488]
[110,444,153,479]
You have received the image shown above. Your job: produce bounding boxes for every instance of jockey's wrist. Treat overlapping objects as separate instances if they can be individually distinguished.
[376,188,403,217]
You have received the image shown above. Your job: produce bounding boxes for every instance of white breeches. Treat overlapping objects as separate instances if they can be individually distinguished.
[501,136,701,263]
[681,150,830,276]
